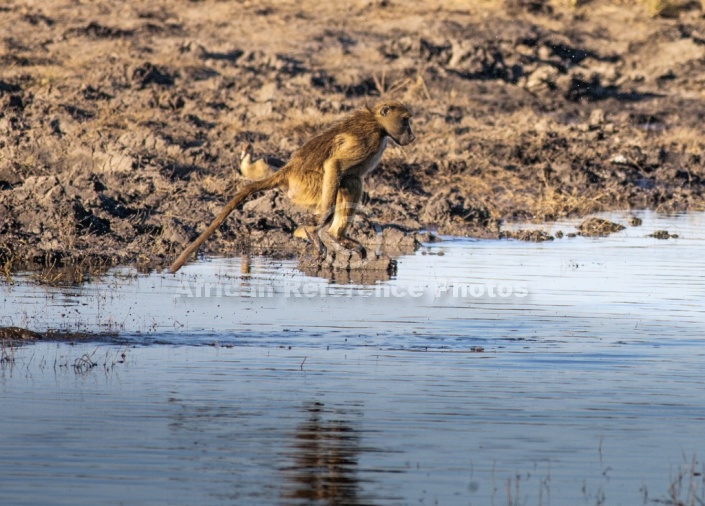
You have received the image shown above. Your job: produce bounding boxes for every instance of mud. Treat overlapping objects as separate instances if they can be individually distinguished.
[0,325,117,342]
[648,229,679,239]
[1,0,704,276]
[577,217,626,236]
[0,326,40,341]
[500,228,555,241]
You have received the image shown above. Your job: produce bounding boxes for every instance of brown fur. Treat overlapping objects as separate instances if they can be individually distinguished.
[169,100,414,273]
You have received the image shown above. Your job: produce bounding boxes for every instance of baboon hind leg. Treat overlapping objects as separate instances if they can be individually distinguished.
[293,225,316,241]
[327,176,366,259]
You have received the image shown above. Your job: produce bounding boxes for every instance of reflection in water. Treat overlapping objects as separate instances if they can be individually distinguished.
[239,255,251,276]
[296,260,394,285]
[282,402,368,504]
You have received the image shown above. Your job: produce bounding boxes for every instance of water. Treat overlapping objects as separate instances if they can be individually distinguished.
[1,211,704,505]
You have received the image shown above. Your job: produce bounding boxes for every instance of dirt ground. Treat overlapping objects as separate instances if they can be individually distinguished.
[1,0,704,281]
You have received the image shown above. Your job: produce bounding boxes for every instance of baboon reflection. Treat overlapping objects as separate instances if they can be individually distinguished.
[281,402,364,504]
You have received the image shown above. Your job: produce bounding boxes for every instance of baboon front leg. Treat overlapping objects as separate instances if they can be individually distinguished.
[327,176,366,259]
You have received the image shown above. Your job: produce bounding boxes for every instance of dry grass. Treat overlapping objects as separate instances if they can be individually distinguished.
[0,340,15,365]
[1,257,14,285]
[532,187,612,220]
[502,0,705,15]
[657,126,705,160]
[665,455,705,506]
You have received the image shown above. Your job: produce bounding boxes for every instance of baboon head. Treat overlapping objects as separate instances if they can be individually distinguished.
[375,101,415,146]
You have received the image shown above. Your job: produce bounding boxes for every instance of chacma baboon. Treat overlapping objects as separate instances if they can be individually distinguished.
[169,100,415,273]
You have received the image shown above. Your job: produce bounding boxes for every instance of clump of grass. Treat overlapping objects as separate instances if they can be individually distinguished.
[72,348,99,373]
[2,259,14,285]
[1,340,15,365]
[664,455,705,506]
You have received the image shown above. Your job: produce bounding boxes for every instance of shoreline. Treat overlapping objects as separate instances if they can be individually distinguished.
[2,0,704,278]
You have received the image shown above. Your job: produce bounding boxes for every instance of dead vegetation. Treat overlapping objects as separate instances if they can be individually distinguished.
[1,0,705,277]
[0,339,15,364]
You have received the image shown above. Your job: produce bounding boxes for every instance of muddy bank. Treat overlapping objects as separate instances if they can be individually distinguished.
[1,0,704,277]
[0,326,119,344]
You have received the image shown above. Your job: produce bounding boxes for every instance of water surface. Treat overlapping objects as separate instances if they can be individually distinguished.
[1,211,704,505]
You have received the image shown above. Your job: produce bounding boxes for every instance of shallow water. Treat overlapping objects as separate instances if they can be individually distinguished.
[1,210,705,505]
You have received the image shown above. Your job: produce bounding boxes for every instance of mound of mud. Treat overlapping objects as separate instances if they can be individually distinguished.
[1,0,704,277]
[577,218,626,237]
[501,229,554,242]
[648,230,679,239]
[0,326,117,343]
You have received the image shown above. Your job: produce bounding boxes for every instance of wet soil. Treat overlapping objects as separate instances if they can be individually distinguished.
[0,325,120,342]
[1,0,704,276]
[500,228,555,241]
[648,229,679,238]
[576,217,626,236]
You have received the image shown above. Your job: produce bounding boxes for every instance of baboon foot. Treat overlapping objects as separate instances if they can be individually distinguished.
[312,234,327,259]
[357,245,367,260]
[335,237,367,260]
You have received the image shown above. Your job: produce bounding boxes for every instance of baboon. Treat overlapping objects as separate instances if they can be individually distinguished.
[169,100,415,274]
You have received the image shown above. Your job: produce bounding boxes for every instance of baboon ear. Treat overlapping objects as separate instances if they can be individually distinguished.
[380,105,390,117]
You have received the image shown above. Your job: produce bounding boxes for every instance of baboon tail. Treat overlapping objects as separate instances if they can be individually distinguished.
[168,171,285,273]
